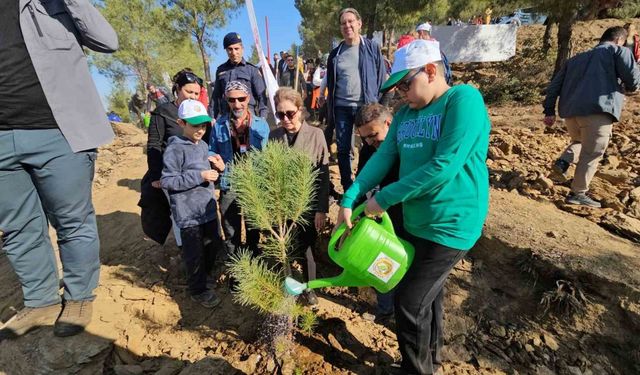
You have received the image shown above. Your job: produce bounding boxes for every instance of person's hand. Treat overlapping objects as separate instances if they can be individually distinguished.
[208,155,225,171]
[543,115,556,126]
[334,206,353,232]
[318,97,326,107]
[315,212,327,232]
[151,180,161,189]
[201,170,219,182]
[365,196,384,217]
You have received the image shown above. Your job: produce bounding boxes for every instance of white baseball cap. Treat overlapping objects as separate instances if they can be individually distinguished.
[178,99,212,125]
[380,39,442,92]
[416,22,432,32]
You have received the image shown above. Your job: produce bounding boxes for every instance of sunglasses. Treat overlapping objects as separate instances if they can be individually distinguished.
[178,72,204,87]
[396,69,423,92]
[275,109,299,120]
[227,96,248,103]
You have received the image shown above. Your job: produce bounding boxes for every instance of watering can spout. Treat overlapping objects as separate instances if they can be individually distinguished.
[284,272,368,296]
[307,271,368,290]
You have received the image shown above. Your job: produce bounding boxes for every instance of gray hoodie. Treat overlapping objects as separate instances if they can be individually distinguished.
[160,136,217,229]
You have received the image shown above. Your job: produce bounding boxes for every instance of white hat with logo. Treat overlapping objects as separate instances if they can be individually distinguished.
[380,39,442,92]
[178,99,212,125]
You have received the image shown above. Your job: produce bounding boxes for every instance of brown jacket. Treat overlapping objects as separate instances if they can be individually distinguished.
[269,122,329,213]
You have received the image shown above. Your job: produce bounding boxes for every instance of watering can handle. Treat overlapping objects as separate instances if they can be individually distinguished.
[329,203,394,256]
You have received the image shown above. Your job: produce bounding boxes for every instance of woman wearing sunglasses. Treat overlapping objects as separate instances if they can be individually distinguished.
[269,87,330,305]
[140,69,212,246]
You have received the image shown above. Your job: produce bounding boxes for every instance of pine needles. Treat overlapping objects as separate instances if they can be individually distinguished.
[227,142,319,343]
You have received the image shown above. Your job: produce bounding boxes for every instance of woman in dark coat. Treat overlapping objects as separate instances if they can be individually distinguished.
[269,87,330,305]
[139,69,206,244]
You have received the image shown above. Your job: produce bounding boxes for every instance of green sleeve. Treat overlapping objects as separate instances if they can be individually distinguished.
[375,88,488,209]
[340,112,400,209]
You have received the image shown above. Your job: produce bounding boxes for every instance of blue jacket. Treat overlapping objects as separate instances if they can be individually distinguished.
[160,136,217,229]
[326,36,387,126]
[208,114,270,191]
[544,42,640,121]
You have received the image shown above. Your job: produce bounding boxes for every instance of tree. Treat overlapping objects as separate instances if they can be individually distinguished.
[536,0,629,75]
[107,79,133,123]
[92,0,203,91]
[227,142,318,355]
[248,44,260,65]
[165,0,244,83]
[295,0,528,56]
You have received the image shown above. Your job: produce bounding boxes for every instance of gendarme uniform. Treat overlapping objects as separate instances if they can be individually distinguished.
[210,33,268,119]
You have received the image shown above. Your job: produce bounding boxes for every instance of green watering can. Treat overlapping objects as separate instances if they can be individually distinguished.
[284,203,415,296]
[143,113,151,128]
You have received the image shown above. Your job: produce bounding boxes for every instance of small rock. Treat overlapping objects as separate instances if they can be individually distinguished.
[606,155,621,169]
[546,231,559,238]
[596,169,629,185]
[566,366,583,375]
[153,361,183,375]
[600,212,640,242]
[490,324,507,338]
[535,365,555,375]
[266,358,276,372]
[114,365,144,375]
[542,333,559,351]
[525,344,535,353]
[630,186,640,201]
[236,353,261,374]
[327,333,344,351]
[537,176,554,191]
[531,336,542,347]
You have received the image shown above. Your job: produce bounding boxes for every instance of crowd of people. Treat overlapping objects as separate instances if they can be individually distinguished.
[2,1,639,375]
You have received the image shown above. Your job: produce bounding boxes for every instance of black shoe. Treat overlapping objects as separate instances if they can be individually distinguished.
[190,290,222,309]
[553,158,570,175]
[566,192,601,208]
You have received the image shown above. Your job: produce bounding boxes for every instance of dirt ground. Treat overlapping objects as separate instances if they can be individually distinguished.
[1,19,640,375]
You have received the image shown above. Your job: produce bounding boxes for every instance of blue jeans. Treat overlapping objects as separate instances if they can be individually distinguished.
[0,129,100,307]
[333,106,359,191]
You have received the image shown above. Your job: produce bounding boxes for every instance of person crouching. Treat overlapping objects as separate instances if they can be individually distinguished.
[160,99,222,308]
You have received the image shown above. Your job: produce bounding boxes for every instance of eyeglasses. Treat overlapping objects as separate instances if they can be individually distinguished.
[275,109,299,120]
[227,96,248,103]
[396,69,423,92]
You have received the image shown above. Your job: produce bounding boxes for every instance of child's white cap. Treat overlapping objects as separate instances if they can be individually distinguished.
[380,39,442,92]
[178,99,212,125]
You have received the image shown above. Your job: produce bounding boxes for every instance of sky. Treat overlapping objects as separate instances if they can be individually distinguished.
[93,0,302,109]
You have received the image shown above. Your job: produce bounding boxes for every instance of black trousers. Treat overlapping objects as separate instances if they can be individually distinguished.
[219,190,260,258]
[179,220,220,295]
[394,234,467,375]
[290,215,318,282]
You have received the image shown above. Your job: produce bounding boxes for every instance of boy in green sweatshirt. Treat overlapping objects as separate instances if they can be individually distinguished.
[337,39,490,375]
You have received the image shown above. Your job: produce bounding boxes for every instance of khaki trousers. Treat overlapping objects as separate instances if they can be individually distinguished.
[559,114,613,194]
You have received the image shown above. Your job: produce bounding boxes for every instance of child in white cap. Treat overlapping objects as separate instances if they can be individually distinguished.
[161,99,222,308]
[337,39,491,374]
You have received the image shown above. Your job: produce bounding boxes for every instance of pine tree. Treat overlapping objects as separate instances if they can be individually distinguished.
[226,142,319,342]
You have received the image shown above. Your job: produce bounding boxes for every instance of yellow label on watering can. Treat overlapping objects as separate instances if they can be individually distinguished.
[303,203,415,294]
[368,253,401,283]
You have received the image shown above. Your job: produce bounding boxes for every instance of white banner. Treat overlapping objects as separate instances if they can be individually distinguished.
[431,24,517,63]
[246,0,278,117]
